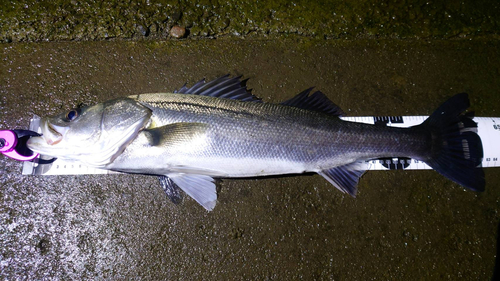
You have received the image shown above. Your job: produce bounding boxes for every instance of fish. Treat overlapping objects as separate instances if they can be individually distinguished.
[27,75,485,211]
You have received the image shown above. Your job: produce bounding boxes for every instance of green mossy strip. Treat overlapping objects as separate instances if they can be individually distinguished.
[1,0,499,42]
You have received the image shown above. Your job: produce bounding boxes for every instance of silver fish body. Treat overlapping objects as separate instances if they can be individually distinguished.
[109,93,429,177]
[27,76,485,211]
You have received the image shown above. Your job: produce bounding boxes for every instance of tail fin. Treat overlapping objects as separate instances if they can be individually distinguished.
[419,93,485,191]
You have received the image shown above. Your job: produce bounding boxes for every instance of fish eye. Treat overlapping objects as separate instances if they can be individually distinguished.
[66,109,80,121]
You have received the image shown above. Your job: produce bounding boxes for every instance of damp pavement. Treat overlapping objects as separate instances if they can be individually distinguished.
[1,1,500,280]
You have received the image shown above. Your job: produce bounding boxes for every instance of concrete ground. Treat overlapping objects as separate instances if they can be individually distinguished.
[1,39,499,280]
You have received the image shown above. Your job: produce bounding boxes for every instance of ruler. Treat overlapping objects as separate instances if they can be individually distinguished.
[340,116,499,170]
[22,116,500,175]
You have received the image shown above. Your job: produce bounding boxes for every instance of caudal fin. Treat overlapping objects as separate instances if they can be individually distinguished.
[419,93,485,191]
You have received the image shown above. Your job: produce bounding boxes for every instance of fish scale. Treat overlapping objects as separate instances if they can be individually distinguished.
[131,93,427,167]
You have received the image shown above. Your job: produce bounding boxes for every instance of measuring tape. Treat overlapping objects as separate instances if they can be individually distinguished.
[22,116,500,175]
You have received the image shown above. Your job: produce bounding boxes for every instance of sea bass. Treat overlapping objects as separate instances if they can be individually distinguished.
[27,75,485,211]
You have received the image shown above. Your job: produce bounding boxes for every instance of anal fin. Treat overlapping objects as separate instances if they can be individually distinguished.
[318,162,368,197]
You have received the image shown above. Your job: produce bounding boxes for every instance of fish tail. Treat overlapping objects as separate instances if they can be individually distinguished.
[418,93,485,191]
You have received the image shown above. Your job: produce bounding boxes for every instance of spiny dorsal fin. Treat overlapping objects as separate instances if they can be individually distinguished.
[281,88,344,116]
[174,75,261,102]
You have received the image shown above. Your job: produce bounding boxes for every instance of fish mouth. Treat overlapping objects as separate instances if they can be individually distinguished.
[26,120,70,154]
[41,119,68,145]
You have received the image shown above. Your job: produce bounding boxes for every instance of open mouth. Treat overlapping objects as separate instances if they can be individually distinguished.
[26,119,70,154]
[42,120,66,145]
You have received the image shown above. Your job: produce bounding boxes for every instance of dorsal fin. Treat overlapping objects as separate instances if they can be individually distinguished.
[281,88,344,116]
[174,75,261,102]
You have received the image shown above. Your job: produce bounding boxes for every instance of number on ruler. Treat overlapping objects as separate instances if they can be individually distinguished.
[493,120,500,131]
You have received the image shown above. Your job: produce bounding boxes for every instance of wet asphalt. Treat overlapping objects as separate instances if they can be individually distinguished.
[1,39,500,279]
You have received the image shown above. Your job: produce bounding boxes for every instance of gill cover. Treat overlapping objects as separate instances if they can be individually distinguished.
[27,98,151,167]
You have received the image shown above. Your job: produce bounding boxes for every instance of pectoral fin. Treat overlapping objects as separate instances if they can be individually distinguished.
[318,162,368,197]
[168,173,217,211]
[144,123,209,147]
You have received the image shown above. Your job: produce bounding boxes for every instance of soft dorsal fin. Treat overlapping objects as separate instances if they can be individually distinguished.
[174,75,261,102]
[281,88,344,116]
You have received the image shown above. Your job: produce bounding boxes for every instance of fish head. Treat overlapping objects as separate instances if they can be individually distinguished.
[27,98,151,166]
